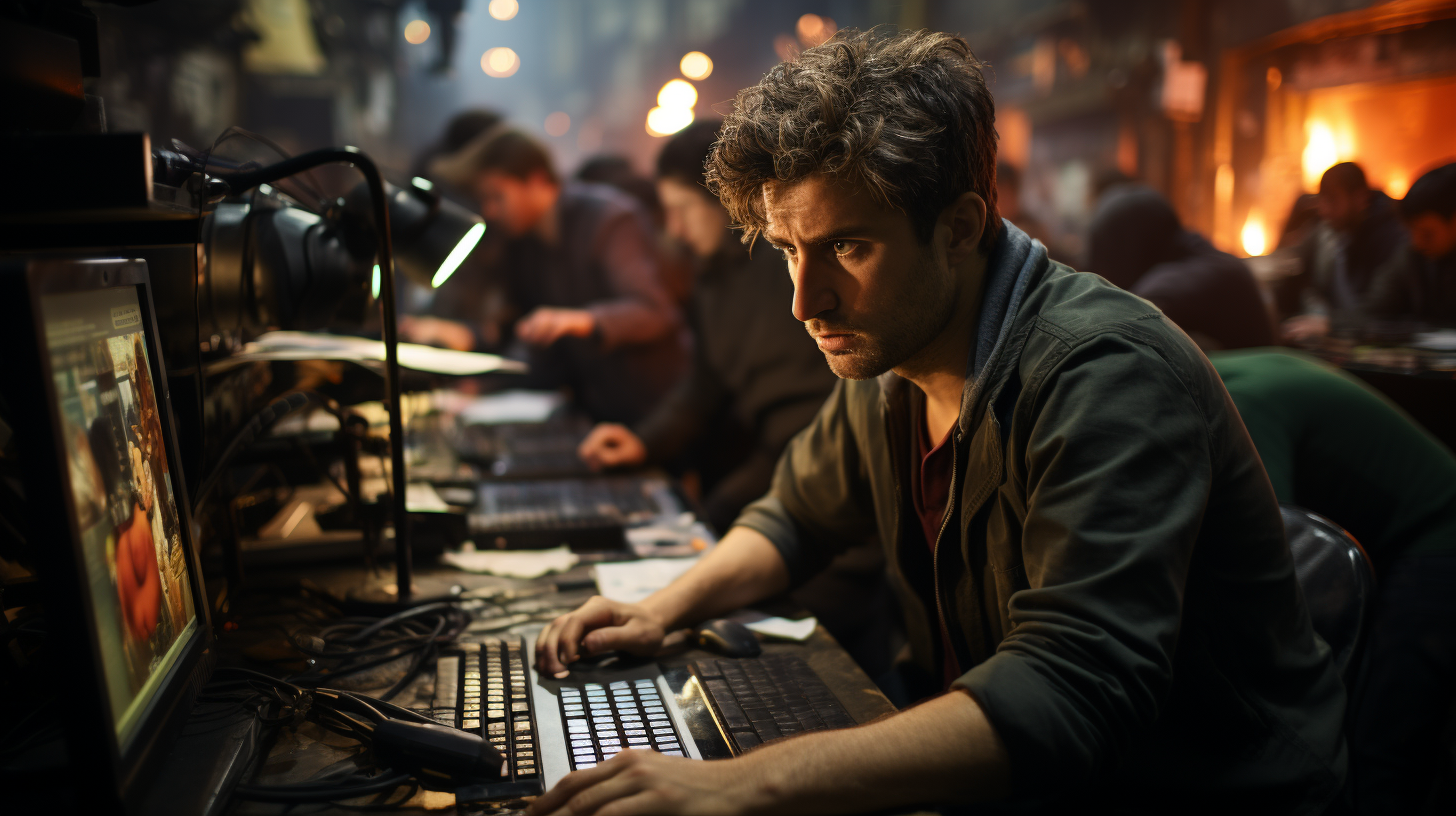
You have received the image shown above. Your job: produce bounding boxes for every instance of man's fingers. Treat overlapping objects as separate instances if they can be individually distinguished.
[528,757,627,816]
[535,618,567,676]
[584,617,661,657]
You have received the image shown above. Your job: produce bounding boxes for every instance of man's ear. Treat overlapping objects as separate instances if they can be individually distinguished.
[942,191,988,262]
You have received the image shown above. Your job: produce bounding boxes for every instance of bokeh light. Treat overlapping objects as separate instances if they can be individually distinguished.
[796,13,837,47]
[488,0,519,21]
[657,79,698,109]
[481,47,520,78]
[1241,212,1267,257]
[1302,122,1338,191]
[646,106,694,137]
[680,51,713,80]
[403,19,431,44]
[544,111,571,137]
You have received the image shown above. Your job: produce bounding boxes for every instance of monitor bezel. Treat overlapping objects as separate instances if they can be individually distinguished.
[0,255,216,811]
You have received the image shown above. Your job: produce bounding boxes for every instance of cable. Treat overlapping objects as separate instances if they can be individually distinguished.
[191,390,323,511]
[234,772,411,803]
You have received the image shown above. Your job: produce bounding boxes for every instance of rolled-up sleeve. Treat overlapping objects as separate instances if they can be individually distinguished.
[954,333,1212,791]
[731,380,878,588]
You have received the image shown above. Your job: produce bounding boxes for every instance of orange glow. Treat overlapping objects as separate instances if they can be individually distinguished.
[1302,122,1339,191]
[646,106,694,137]
[1241,212,1267,257]
[797,14,836,47]
[481,47,519,78]
[487,0,519,21]
[680,51,713,80]
[403,19,430,45]
[657,79,697,109]
[1386,173,1411,199]
[544,111,571,137]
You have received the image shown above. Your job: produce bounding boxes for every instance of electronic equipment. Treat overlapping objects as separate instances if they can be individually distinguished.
[694,618,763,658]
[0,257,214,812]
[456,418,595,480]
[469,475,680,551]
[690,656,857,755]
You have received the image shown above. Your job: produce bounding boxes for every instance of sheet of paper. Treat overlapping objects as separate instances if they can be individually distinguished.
[208,331,527,376]
[593,557,700,604]
[441,545,579,579]
[456,390,566,425]
[726,609,818,642]
[405,482,450,513]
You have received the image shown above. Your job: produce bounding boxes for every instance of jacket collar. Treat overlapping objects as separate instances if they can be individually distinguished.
[877,221,1048,434]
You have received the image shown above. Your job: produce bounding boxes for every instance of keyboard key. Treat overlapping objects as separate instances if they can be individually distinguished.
[575,762,597,769]
[571,738,594,748]
[661,750,683,756]
[732,731,761,752]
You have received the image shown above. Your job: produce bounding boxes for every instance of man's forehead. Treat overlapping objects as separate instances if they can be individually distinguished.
[761,174,890,236]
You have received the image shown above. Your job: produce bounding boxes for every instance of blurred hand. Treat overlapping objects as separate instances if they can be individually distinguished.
[527,749,764,816]
[516,307,596,346]
[579,423,648,470]
[1281,314,1330,342]
[398,316,475,351]
[534,595,670,678]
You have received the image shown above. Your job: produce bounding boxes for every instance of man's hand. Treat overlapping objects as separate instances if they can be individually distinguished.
[579,423,649,470]
[1281,313,1330,342]
[535,595,670,678]
[516,307,596,346]
[527,750,765,816]
[399,316,476,351]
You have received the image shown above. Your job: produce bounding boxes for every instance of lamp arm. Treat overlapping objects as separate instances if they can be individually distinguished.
[223,147,413,602]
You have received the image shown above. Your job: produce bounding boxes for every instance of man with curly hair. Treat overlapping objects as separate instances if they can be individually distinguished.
[531,30,1346,815]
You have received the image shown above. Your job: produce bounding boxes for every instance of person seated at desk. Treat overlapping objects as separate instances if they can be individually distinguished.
[1087,185,1274,351]
[415,127,689,425]
[528,29,1346,816]
[1283,162,1407,341]
[1367,162,1456,328]
[1210,347,1456,816]
[577,121,839,533]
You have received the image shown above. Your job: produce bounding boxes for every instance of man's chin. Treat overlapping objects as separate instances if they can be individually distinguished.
[822,350,891,380]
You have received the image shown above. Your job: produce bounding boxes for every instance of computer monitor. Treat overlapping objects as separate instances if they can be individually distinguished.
[0,256,214,812]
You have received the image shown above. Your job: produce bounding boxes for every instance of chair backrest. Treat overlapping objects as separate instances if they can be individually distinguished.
[1281,503,1376,682]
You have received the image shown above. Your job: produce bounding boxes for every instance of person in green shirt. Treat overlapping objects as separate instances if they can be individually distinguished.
[1211,347,1456,816]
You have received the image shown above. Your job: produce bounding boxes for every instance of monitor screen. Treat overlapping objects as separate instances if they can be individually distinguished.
[40,285,199,748]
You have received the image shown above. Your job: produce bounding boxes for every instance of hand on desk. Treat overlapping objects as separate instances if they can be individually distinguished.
[535,595,669,678]
[517,307,596,346]
[1282,314,1330,342]
[579,423,648,470]
[527,749,762,816]
[398,315,476,352]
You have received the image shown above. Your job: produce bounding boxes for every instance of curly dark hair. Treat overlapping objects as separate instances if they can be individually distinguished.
[707,28,1000,252]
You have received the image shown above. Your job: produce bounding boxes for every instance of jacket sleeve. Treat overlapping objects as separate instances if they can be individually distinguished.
[1364,245,1419,320]
[954,332,1213,790]
[731,380,879,587]
[584,212,683,350]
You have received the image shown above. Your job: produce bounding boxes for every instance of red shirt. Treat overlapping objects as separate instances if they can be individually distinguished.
[911,402,963,690]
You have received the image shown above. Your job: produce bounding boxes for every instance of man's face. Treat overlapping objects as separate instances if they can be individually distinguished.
[762,174,958,380]
[1317,186,1369,233]
[1406,212,1456,259]
[658,177,727,259]
[475,171,555,237]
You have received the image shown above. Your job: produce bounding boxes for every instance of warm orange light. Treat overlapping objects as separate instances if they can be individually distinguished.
[796,13,836,47]
[646,106,694,137]
[1386,173,1411,199]
[544,111,571,137]
[403,19,431,45]
[1241,212,1267,257]
[680,51,713,80]
[481,47,520,78]
[1302,122,1339,191]
[488,0,519,21]
[657,79,697,109]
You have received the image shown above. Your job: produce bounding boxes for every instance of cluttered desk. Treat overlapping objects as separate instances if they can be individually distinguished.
[0,254,893,814]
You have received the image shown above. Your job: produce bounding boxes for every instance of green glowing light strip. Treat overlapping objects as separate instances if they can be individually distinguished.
[433,222,486,288]
[372,264,382,300]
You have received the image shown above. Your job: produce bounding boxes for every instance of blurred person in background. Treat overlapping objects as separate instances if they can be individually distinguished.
[409,108,504,202]
[1283,162,1407,341]
[576,154,693,307]
[995,161,1056,255]
[1367,163,1456,328]
[1088,186,1274,351]
[1211,347,1456,816]
[578,120,838,533]
[414,127,688,424]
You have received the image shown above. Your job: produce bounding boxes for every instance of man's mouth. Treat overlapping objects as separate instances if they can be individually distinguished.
[812,331,857,353]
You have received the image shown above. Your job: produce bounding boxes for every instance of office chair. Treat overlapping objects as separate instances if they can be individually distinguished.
[1281,503,1376,682]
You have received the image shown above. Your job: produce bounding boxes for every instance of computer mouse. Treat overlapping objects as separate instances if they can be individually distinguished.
[695,618,761,658]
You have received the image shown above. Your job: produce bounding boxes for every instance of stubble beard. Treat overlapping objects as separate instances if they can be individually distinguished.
[808,251,959,380]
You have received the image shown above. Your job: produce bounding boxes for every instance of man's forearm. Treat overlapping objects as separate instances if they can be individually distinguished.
[640,526,791,630]
[739,689,1012,814]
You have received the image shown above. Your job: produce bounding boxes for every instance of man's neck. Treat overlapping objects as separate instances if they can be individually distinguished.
[896,261,986,443]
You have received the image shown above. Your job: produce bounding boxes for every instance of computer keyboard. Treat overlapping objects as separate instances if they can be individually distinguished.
[691,654,856,754]
[430,635,543,798]
[456,420,594,479]
[556,679,688,770]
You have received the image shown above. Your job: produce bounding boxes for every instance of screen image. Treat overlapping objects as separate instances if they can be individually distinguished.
[41,286,198,747]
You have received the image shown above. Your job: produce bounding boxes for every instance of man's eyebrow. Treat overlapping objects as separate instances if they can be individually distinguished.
[762,225,880,246]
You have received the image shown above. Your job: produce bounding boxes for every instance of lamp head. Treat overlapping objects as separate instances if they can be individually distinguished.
[346,178,486,290]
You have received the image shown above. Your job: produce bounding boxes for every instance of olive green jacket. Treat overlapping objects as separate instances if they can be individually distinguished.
[735,225,1346,812]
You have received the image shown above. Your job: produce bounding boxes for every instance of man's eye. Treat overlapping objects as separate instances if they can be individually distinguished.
[831,241,855,257]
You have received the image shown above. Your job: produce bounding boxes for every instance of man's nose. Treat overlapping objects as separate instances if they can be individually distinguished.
[791,254,838,322]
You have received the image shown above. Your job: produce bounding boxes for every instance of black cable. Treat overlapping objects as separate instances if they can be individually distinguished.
[234,772,411,803]
[191,391,323,510]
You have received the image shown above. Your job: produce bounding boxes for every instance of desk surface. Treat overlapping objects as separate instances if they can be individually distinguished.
[221,560,898,815]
